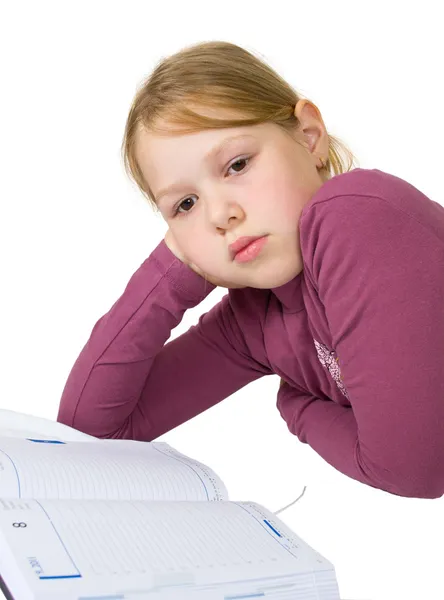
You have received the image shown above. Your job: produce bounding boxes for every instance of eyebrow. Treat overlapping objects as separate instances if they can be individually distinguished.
[154,134,256,204]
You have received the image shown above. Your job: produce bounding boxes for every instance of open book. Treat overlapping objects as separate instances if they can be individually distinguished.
[0,431,341,600]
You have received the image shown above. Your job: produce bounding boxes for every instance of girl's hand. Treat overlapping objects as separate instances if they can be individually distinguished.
[164,229,244,289]
[164,228,188,263]
[164,229,220,287]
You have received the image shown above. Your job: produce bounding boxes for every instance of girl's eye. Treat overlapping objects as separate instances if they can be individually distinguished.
[227,157,249,175]
[175,197,197,215]
[174,156,250,216]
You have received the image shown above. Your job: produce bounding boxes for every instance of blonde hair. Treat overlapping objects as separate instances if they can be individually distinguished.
[121,40,358,210]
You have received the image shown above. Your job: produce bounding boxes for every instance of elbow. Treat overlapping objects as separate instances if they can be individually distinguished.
[387,476,444,499]
[57,401,131,440]
[56,403,75,429]
[391,460,444,500]
[358,445,444,499]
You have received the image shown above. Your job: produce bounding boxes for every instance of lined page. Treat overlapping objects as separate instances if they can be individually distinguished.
[0,498,339,600]
[0,438,227,502]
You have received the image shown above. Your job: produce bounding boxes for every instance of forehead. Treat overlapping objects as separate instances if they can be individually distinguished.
[135,119,285,175]
[138,119,269,150]
[137,102,278,150]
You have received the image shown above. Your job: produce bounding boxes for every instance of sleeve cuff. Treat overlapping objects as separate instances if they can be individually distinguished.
[149,239,217,304]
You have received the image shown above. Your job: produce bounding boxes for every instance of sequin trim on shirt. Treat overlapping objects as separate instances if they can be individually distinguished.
[313,339,350,400]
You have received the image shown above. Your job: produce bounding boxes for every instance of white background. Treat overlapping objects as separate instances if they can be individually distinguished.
[1,2,443,599]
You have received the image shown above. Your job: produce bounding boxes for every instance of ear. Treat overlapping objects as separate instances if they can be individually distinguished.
[294,99,329,164]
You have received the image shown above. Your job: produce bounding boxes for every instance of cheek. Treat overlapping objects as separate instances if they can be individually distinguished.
[282,201,304,221]
[259,177,305,225]
[175,225,212,262]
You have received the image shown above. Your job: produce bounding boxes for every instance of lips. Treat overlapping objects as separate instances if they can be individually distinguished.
[229,236,266,259]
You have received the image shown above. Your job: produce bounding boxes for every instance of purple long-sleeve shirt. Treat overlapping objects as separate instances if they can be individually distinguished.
[57,168,444,499]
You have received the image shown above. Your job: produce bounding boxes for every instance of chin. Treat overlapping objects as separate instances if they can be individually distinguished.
[251,265,303,289]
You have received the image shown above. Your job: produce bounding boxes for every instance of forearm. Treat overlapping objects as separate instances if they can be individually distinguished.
[57,240,214,437]
[277,383,444,499]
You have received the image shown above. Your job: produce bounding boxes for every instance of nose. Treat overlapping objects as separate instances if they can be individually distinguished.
[205,196,246,230]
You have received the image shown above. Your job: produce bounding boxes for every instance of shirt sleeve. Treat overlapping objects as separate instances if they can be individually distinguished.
[57,239,270,440]
[277,194,444,499]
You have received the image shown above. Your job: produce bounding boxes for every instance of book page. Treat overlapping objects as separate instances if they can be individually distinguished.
[0,408,97,443]
[0,498,339,600]
[0,437,227,502]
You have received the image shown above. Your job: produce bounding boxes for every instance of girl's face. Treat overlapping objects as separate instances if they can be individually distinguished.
[135,105,327,289]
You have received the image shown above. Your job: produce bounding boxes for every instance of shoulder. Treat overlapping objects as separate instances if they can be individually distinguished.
[299,167,444,247]
[298,168,444,290]
[301,167,438,221]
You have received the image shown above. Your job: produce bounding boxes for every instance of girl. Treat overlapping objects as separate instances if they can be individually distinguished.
[57,40,444,500]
